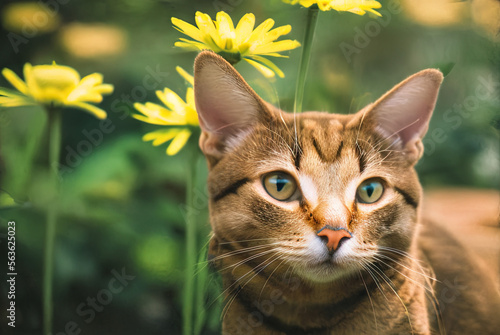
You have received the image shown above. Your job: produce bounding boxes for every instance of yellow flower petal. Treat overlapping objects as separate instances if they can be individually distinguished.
[256,25,292,45]
[347,8,366,15]
[284,0,382,15]
[134,103,169,124]
[195,12,222,51]
[67,91,103,103]
[157,88,187,116]
[174,40,208,51]
[27,62,79,102]
[0,87,28,98]
[185,87,195,109]
[247,18,275,45]
[244,58,276,78]
[173,11,300,78]
[79,73,103,86]
[298,0,319,7]
[364,7,382,17]
[2,68,28,94]
[66,101,107,119]
[0,96,34,107]
[166,129,191,155]
[184,88,199,126]
[1,62,112,117]
[132,113,170,126]
[252,39,301,55]
[23,63,39,99]
[318,1,332,11]
[234,13,255,45]
[216,11,236,50]
[143,130,163,142]
[66,73,114,103]
[94,84,114,95]
[142,128,180,146]
[152,130,179,146]
[134,101,186,125]
[176,66,194,86]
[133,64,198,155]
[246,55,285,78]
[171,17,204,42]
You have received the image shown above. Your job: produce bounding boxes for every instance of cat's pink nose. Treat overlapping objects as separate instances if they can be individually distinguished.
[317,227,352,252]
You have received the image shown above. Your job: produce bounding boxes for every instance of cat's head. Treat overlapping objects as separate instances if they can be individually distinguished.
[194,51,443,283]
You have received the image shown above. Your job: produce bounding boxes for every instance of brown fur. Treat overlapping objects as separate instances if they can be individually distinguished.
[194,51,500,334]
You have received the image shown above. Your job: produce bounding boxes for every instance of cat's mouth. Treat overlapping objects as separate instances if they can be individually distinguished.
[297,258,357,283]
[292,235,363,282]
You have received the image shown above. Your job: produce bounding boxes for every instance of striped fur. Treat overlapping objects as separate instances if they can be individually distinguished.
[194,51,500,335]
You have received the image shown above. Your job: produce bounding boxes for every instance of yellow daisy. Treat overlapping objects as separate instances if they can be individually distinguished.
[284,0,382,16]
[0,62,113,119]
[171,11,301,78]
[133,67,198,156]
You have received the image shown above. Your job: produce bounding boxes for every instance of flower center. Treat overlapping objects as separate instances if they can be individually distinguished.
[31,66,80,103]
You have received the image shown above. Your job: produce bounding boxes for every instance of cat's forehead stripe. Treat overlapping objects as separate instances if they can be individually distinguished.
[296,118,344,164]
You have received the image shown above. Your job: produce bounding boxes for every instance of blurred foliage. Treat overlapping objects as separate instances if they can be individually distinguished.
[0,0,499,334]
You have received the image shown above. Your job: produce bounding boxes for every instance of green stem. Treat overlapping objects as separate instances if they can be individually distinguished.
[43,107,62,335]
[294,5,319,114]
[183,152,198,335]
[194,244,208,334]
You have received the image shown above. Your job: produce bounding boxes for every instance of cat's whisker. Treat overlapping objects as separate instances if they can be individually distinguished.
[275,109,299,151]
[219,248,277,273]
[377,246,424,262]
[206,243,278,263]
[292,105,299,160]
[218,237,280,245]
[354,137,402,171]
[360,261,390,303]
[377,247,429,267]
[372,256,434,294]
[261,127,295,158]
[259,257,288,299]
[383,118,421,146]
[366,262,415,335]
[222,253,283,321]
[411,262,446,335]
[355,108,368,146]
[193,51,495,334]
[241,253,283,292]
[218,251,278,317]
[358,270,379,335]
[375,254,438,282]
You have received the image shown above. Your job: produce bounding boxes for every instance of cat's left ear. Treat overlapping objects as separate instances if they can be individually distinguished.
[364,69,444,163]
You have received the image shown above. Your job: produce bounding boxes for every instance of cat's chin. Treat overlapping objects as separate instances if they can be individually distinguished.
[295,261,358,284]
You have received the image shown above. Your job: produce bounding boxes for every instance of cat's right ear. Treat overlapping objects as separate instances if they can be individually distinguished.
[363,69,444,163]
[194,51,270,159]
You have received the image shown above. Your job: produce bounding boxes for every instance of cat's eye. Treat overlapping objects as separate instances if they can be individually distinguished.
[263,172,297,201]
[356,179,384,204]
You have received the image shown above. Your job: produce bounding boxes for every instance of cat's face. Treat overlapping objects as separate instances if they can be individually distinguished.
[194,51,443,284]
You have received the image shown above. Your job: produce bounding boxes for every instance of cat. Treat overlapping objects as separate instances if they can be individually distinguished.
[192,50,500,335]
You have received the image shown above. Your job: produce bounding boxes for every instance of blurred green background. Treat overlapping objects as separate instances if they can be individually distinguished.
[0,0,498,334]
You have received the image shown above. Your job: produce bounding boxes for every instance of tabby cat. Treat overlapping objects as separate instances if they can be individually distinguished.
[193,51,500,335]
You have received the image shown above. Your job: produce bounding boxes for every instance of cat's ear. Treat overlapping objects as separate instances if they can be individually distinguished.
[364,69,444,162]
[194,51,270,159]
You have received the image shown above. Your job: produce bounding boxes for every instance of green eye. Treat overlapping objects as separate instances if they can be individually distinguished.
[263,172,297,201]
[356,179,384,204]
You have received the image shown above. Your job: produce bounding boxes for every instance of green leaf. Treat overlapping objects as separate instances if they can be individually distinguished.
[434,62,455,77]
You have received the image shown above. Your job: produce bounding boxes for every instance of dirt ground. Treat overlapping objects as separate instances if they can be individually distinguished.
[422,188,500,290]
